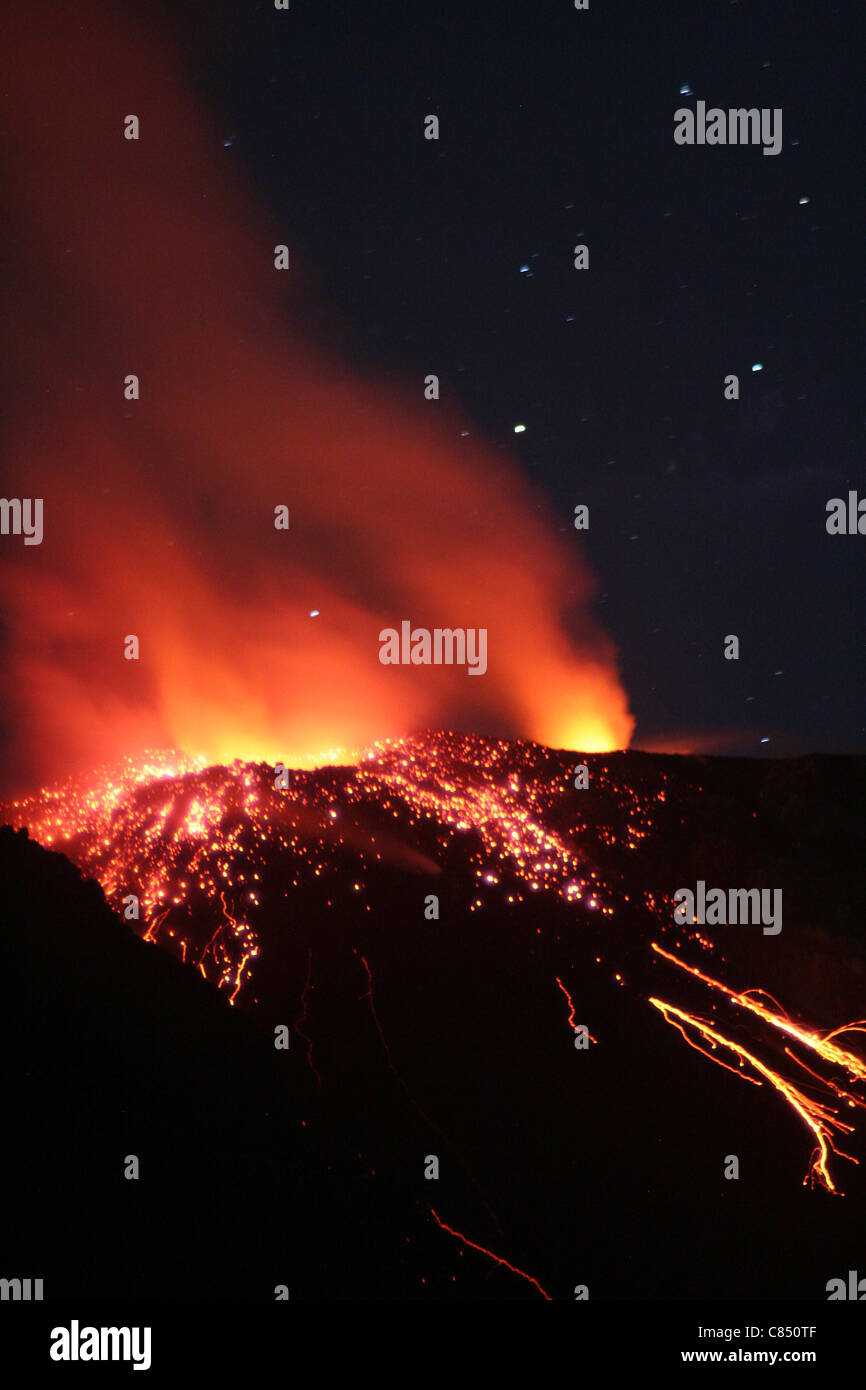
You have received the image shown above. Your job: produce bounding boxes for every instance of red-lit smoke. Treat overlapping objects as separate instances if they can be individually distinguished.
[0,5,633,791]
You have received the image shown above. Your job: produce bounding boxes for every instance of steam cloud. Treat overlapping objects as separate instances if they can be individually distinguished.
[0,5,633,792]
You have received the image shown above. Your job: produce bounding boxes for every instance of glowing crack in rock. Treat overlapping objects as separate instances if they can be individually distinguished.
[554,976,598,1044]
[429,1207,552,1300]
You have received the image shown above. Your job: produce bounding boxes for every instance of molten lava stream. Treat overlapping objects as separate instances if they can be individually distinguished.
[649,943,866,1195]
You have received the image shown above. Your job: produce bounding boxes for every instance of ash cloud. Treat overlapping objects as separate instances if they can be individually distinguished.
[0,5,632,793]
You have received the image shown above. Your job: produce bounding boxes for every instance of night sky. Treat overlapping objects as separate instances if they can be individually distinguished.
[171,0,863,756]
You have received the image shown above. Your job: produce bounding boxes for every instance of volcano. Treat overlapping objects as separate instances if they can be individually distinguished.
[2,732,866,1300]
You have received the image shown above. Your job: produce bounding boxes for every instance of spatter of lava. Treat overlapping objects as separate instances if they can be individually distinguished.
[3,733,619,1001]
[5,731,866,1195]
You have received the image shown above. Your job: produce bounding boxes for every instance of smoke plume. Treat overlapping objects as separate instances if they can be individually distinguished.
[0,5,633,792]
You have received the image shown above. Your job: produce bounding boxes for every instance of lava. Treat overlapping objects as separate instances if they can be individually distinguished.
[4,731,865,1200]
[555,976,598,1044]
[648,997,858,1194]
[652,942,866,1083]
[429,1208,552,1300]
[649,942,866,1193]
[4,733,617,1002]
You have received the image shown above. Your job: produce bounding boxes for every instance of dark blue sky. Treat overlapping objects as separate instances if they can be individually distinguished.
[166,0,864,755]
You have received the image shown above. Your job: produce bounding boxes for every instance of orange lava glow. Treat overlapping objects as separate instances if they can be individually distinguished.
[555,976,598,1044]
[6,732,864,1199]
[652,942,866,1084]
[2,734,612,1004]
[649,996,859,1193]
[0,5,632,797]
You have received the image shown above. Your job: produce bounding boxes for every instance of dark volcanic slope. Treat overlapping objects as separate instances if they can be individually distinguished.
[3,734,866,1299]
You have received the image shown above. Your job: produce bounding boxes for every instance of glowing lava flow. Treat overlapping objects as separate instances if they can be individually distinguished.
[648,986,863,1194]
[429,1208,552,1300]
[3,733,616,1005]
[356,734,615,912]
[650,942,866,1191]
[555,977,598,1044]
[652,943,866,1083]
[5,732,865,1200]
[3,751,272,1001]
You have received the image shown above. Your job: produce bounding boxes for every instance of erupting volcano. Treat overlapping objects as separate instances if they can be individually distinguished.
[4,736,866,1300]
[2,0,864,1313]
